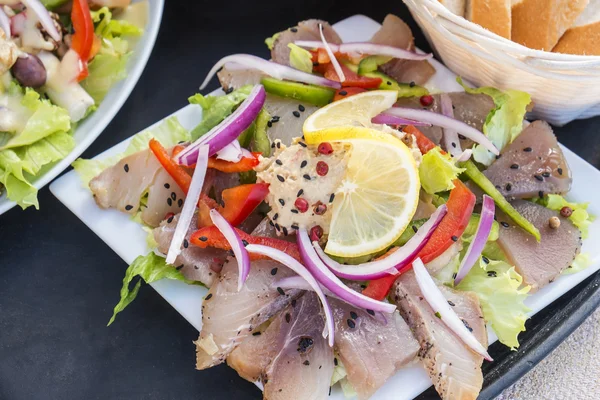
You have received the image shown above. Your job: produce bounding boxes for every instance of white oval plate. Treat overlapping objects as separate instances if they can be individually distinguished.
[49,15,600,400]
[0,0,165,215]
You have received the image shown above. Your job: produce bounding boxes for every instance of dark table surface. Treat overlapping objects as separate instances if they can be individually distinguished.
[1,1,599,399]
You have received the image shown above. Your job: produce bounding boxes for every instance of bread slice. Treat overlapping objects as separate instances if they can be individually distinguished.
[512,0,589,50]
[553,0,600,54]
[439,0,467,16]
[466,0,512,38]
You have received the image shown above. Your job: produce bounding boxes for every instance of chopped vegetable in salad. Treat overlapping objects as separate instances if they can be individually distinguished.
[73,13,594,400]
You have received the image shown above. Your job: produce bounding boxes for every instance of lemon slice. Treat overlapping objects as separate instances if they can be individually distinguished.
[303,90,398,133]
[305,126,420,258]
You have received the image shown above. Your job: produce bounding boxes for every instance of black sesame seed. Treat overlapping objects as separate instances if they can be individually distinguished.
[347,319,356,329]
[501,221,510,228]
[279,198,285,206]
[291,209,299,214]
[269,221,275,227]
[277,142,281,149]
[273,213,279,220]
[451,235,458,242]
[303,360,310,366]
[505,183,512,191]
[164,183,170,189]
[171,192,177,201]
[242,240,249,246]
[542,171,550,178]
[339,90,347,96]
[275,223,281,231]
[462,319,473,332]
[367,309,375,315]
[252,331,261,336]
[277,175,285,182]
[329,193,335,203]
[125,205,133,211]
[350,311,358,320]
[510,164,519,170]
[487,271,497,278]
[205,293,212,300]
[298,141,307,147]
[282,227,288,236]
[300,160,308,168]
[285,313,291,323]
[303,174,311,180]
[534,174,544,181]
[298,104,305,112]
[448,300,455,307]
[272,116,280,122]
[291,223,299,230]
[277,287,285,296]
[539,191,544,199]
[123,164,129,173]
[224,87,233,94]
[271,142,276,148]
[297,189,304,197]
[198,236,207,242]
[178,199,183,207]
[167,216,174,223]
[167,198,172,206]
[276,159,283,165]
[176,264,184,270]
[387,81,392,86]
[293,111,301,118]
[410,81,416,87]
[482,256,490,264]
[557,168,563,175]
[290,27,298,32]
[183,239,189,249]
[334,358,338,366]
[267,121,273,128]
[523,147,533,152]
[271,268,278,276]
[451,142,457,148]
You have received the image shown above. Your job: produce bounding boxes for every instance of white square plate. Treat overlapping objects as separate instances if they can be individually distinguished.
[50,15,600,400]
[0,0,164,215]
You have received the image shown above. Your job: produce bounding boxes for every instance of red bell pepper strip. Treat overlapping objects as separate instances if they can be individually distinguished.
[333,87,367,102]
[207,152,261,173]
[362,179,475,300]
[190,226,302,263]
[403,125,438,155]
[149,139,192,193]
[71,0,95,81]
[197,183,270,228]
[323,63,382,88]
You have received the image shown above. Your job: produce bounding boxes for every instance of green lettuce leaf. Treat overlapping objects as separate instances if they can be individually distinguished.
[265,32,280,50]
[458,78,531,166]
[456,257,530,349]
[542,194,594,239]
[73,116,190,187]
[330,358,357,398]
[189,85,253,140]
[108,253,196,326]
[563,252,592,275]
[288,43,314,73]
[419,147,465,194]
[0,170,38,209]
[1,89,71,150]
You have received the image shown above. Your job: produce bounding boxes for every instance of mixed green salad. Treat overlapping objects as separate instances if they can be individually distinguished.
[0,0,146,209]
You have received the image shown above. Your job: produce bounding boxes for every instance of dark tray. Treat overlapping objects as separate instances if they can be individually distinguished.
[1,1,598,399]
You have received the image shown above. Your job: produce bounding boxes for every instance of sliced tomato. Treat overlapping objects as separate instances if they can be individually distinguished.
[198,183,270,228]
[362,179,476,300]
[190,226,302,263]
[333,87,367,102]
[323,63,382,88]
[71,0,94,81]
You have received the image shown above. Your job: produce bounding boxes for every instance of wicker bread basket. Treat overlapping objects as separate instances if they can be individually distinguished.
[404,0,600,126]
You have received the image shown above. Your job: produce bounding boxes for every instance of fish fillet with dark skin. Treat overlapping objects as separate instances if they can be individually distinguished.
[393,271,488,400]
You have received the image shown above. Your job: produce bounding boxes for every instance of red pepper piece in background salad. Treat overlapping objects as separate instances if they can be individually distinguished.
[197,184,270,228]
[333,87,367,102]
[190,226,302,263]
[323,63,382,88]
[71,0,95,81]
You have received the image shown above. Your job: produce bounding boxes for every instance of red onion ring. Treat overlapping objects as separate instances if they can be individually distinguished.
[166,145,209,264]
[440,93,463,158]
[199,54,341,90]
[245,244,335,347]
[21,0,61,42]
[294,41,432,61]
[175,85,265,166]
[297,228,396,314]
[371,113,432,127]
[313,205,447,280]
[454,195,496,285]
[413,257,493,361]
[209,209,250,291]
[383,107,499,155]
